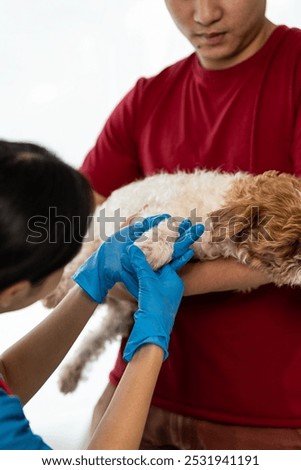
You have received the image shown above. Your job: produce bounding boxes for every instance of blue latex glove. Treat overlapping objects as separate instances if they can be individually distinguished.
[120,220,204,299]
[120,241,200,362]
[72,214,171,303]
[173,218,204,262]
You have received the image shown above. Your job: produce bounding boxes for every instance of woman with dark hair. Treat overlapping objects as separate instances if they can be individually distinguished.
[0,140,94,298]
[0,140,203,450]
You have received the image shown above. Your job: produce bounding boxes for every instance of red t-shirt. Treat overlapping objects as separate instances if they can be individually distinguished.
[81,25,301,427]
[0,375,12,395]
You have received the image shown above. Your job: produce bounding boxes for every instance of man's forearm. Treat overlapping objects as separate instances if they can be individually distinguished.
[180,258,271,296]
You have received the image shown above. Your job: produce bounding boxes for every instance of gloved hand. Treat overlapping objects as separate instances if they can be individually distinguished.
[73,214,171,303]
[121,219,204,299]
[172,218,204,263]
[120,235,202,362]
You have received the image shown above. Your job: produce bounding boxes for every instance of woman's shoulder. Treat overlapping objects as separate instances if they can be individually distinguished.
[0,388,51,450]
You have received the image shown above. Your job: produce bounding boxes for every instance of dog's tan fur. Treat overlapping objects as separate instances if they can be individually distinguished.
[43,169,301,393]
[209,171,301,285]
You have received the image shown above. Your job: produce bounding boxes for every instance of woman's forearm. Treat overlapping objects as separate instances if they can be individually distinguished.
[88,344,164,450]
[0,286,97,404]
[180,258,271,296]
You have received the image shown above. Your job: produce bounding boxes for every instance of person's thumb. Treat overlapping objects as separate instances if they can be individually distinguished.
[128,245,155,278]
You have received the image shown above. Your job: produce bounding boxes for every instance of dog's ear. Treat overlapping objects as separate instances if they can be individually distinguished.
[269,214,301,260]
[208,204,262,244]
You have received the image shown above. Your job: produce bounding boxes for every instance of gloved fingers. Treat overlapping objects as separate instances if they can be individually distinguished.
[142,213,171,231]
[178,218,192,235]
[169,248,195,271]
[120,252,140,297]
[127,245,158,279]
[121,247,157,289]
[121,214,170,243]
[120,270,139,299]
[120,251,136,275]
[157,263,184,294]
[173,223,204,259]
[129,213,171,240]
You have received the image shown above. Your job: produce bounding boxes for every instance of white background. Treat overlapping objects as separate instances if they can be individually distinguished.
[0,0,301,450]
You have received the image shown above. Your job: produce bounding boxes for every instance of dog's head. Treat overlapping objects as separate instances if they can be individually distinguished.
[208,171,301,287]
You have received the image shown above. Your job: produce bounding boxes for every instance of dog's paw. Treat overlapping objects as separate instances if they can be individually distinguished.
[135,236,173,270]
[134,219,179,270]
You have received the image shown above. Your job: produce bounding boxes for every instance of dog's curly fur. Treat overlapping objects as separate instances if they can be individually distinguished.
[43,169,301,393]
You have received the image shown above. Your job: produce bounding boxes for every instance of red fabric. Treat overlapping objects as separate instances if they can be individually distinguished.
[0,376,12,396]
[81,25,301,426]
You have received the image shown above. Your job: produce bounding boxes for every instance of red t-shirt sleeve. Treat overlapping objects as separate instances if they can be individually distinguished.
[80,80,145,197]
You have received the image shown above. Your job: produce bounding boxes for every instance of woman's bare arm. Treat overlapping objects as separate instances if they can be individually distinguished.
[87,344,164,450]
[0,286,97,404]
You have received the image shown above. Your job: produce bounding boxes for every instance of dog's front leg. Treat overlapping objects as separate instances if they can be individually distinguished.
[134,218,181,270]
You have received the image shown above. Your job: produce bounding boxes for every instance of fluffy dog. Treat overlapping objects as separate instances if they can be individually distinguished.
[43,169,301,393]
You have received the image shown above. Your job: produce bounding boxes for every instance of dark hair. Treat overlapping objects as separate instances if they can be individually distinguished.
[0,140,94,291]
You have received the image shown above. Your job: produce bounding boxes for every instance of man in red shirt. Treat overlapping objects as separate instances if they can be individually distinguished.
[81,1,301,449]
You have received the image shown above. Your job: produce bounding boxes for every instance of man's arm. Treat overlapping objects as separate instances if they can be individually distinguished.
[180,258,270,296]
